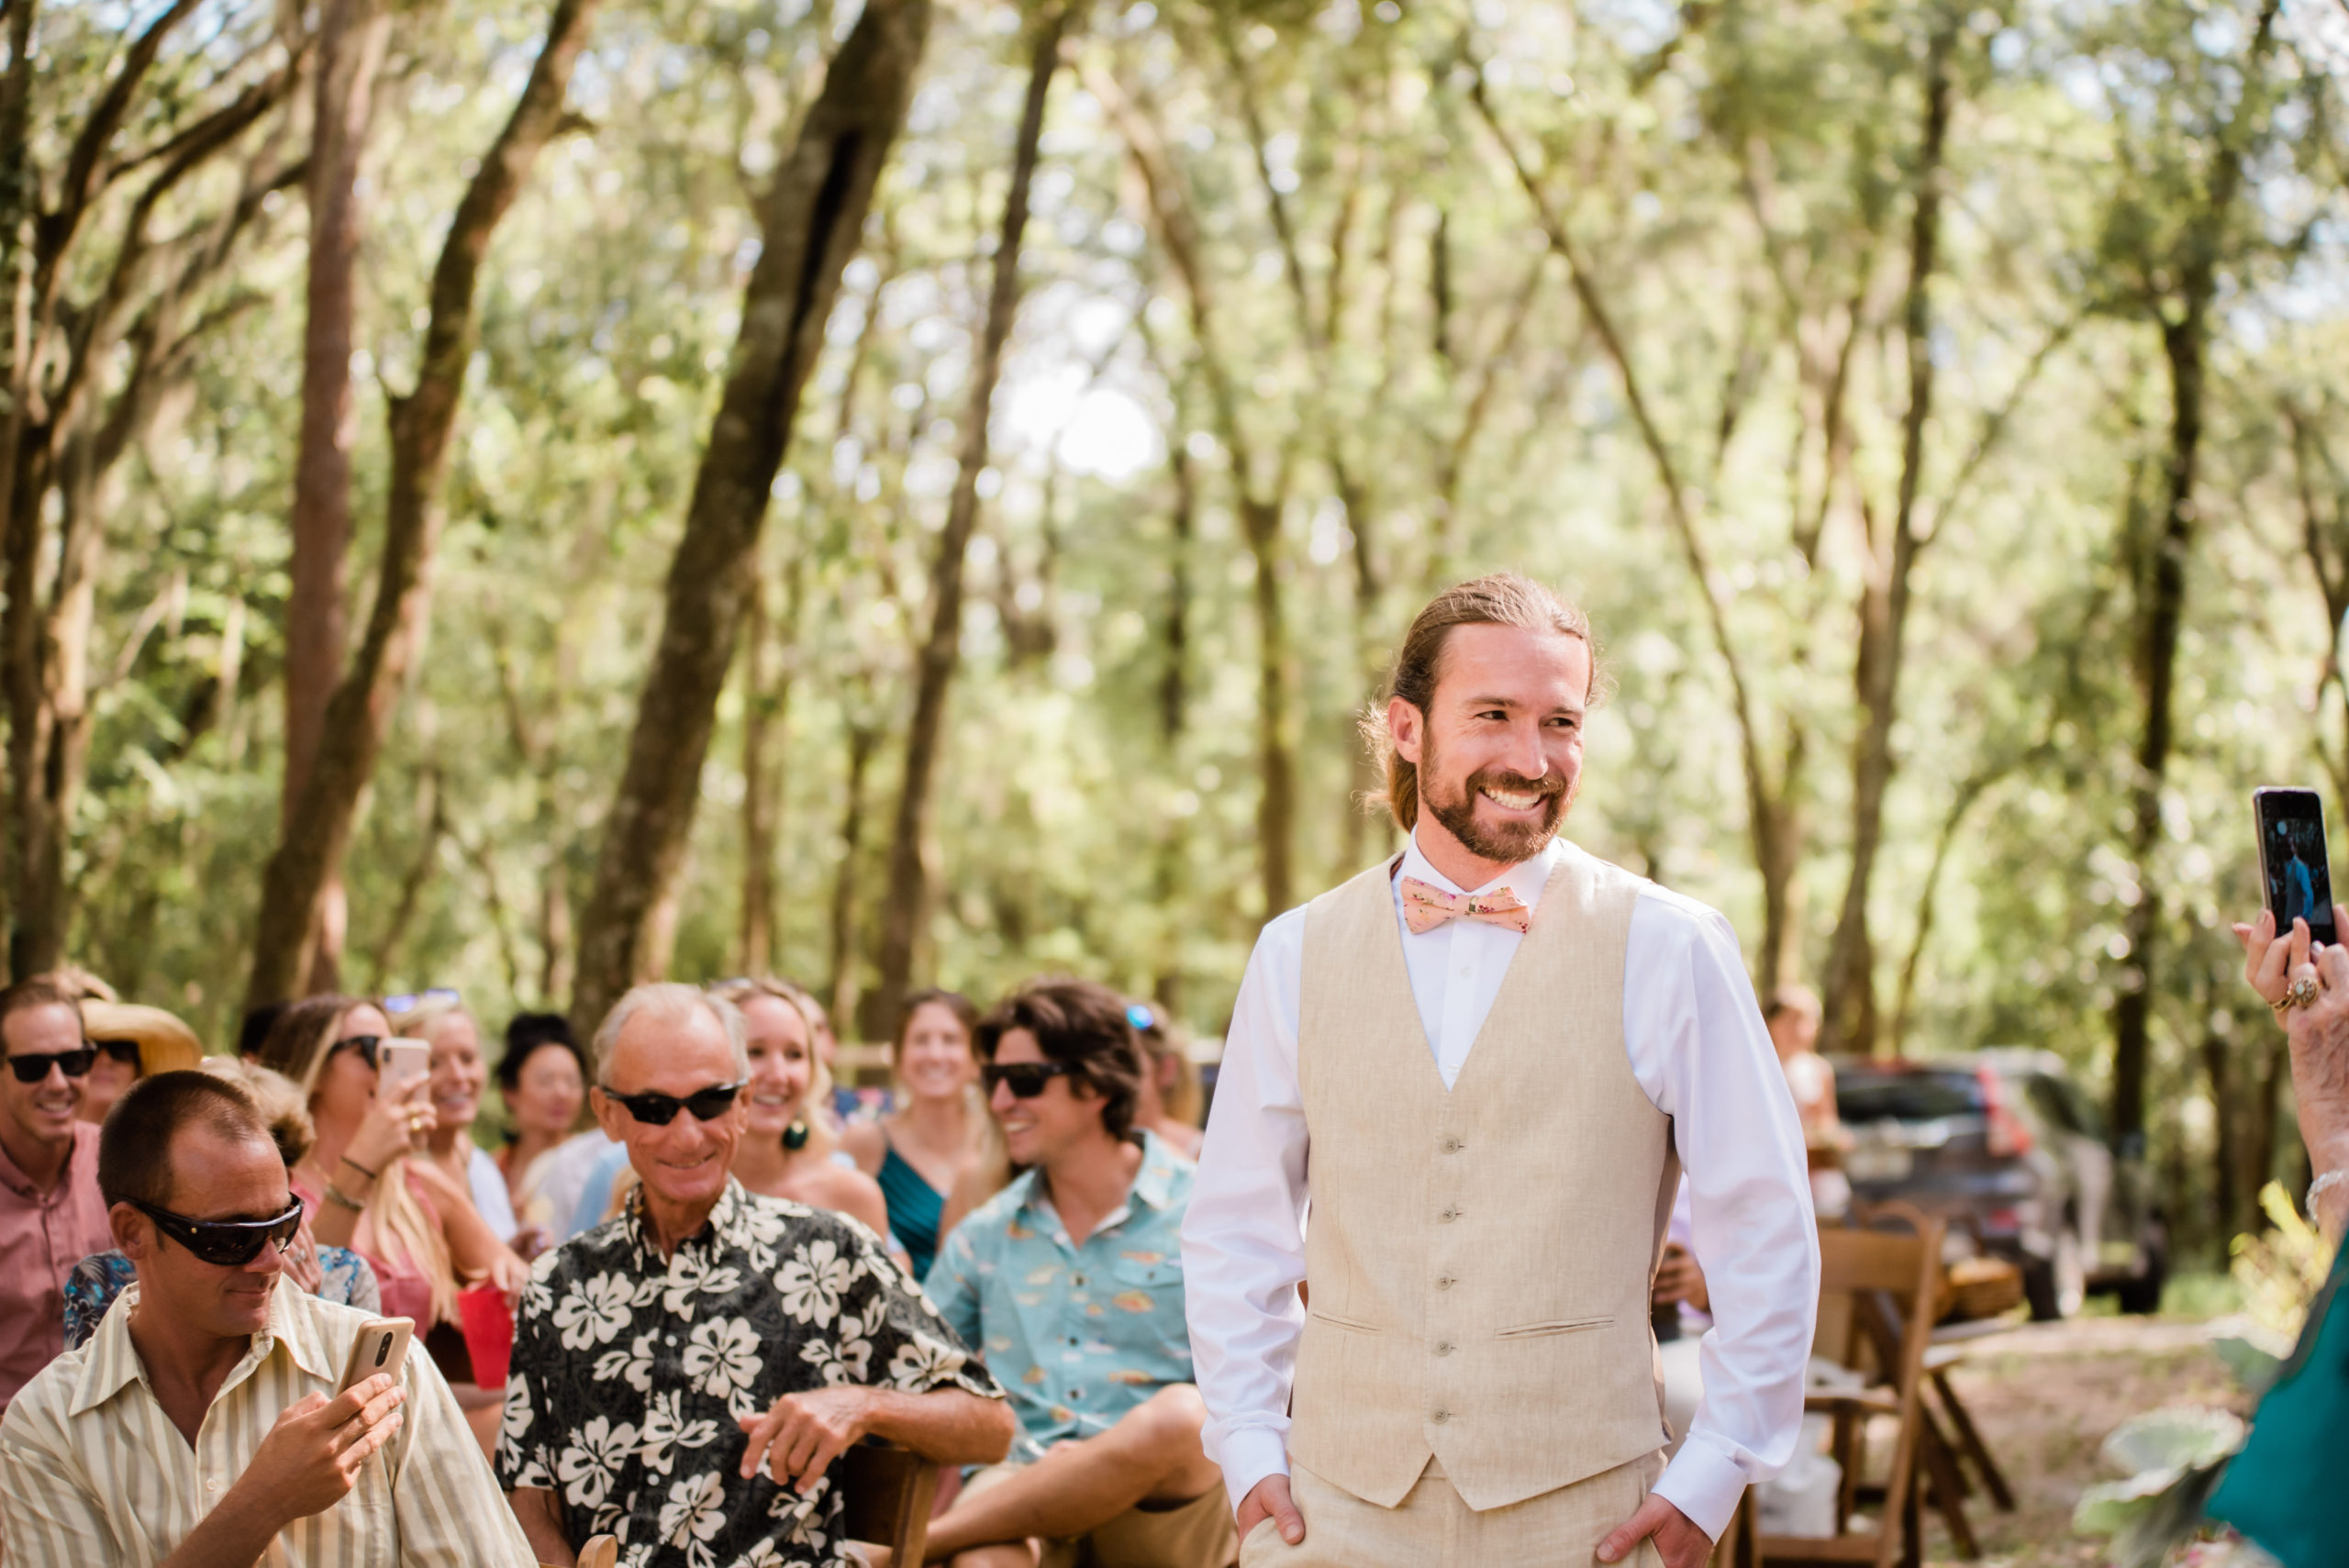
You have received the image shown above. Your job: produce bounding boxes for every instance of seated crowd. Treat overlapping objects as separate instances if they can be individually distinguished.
[0,961,1244,1568]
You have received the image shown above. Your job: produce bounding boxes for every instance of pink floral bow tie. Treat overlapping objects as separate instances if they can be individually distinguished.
[1399,876,1532,936]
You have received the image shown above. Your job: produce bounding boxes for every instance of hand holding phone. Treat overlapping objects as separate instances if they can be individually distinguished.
[2254,788,2338,947]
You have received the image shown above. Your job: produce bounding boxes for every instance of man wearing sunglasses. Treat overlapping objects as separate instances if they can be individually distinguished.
[0,978,114,1419]
[918,980,1233,1568]
[0,1071,535,1565]
[500,983,1015,1568]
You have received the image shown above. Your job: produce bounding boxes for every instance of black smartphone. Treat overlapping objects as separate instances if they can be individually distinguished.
[2254,787,2339,946]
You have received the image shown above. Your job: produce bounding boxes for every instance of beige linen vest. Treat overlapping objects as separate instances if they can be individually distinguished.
[1287,843,1679,1511]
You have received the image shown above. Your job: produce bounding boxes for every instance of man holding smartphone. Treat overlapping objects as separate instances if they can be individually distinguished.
[0,1071,532,1566]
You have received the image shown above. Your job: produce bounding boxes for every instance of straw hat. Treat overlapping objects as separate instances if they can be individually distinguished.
[79,999,205,1077]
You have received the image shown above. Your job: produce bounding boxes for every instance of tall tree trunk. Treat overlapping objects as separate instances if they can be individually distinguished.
[1821,21,1955,1056]
[283,0,391,989]
[737,553,801,975]
[1152,428,1195,1011]
[865,5,1064,1040]
[1241,495,1296,917]
[247,0,603,1007]
[567,0,930,1045]
[828,718,879,1029]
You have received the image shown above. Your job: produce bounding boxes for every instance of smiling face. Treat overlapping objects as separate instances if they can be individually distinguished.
[896,1001,978,1105]
[425,1013,485,1134]
[1390,622,1590,879]
[1,1003,89,1161]
[595,1004,744,1212]
[119,1123,291,1340]
[80,1042,140,1126]
[508,1041,584,1140]
[988,1028,1108,1173]
[740,995,814,1140]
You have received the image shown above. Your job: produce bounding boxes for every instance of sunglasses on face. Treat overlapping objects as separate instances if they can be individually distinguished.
[981,1062,1074,1099]
[602,1080,745,1127]
[330,1034,383,1071]
[92,1039,140,1068]
[129,1196,306,1267]
[6,1048,95,1084]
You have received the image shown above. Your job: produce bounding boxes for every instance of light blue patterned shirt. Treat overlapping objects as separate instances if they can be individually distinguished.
[925,1131,1194,1458]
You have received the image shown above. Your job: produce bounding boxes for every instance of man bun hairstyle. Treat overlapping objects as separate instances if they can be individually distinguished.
[99,1070,272,1210]
[1364,573,1606,833]
[975,979,1148,1141]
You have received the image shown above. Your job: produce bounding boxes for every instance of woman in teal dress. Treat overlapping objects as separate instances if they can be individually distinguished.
[841,989,985,1281]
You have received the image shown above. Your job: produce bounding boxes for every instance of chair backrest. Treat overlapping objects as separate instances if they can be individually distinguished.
[837,1440,939,1560]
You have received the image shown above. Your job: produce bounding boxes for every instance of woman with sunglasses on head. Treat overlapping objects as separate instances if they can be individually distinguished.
[387,990,524,1251]
[707,979,891,1237]
[841,988,986,1282]
[1127,999,1206,1161]
[253,996,527,1344]
[73,998,206,1125]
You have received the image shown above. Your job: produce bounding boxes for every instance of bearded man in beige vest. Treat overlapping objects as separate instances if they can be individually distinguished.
[1183,576,1820,1567]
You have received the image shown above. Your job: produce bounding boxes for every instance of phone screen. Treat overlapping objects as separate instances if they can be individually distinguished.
[2256,788,2338,946]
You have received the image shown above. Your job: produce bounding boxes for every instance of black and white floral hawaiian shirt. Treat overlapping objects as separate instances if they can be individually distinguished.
[496,1179,1004,1568]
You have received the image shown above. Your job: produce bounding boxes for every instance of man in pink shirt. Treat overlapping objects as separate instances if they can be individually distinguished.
[0,977,114,1416]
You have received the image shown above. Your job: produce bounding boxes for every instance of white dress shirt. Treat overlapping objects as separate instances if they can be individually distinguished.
[1181,830,1819,1540]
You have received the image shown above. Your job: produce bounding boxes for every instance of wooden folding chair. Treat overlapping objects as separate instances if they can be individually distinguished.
[836,1439,940,1565]
[1758,1209,1944,1568]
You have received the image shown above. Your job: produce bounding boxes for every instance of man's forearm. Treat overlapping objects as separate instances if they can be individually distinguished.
[159,1486,284,1568]
[863,1387,1015,1466]
[508,1487,573,1565]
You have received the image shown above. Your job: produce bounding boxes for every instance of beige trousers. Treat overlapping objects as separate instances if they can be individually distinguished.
[1240,1452,1667,1568]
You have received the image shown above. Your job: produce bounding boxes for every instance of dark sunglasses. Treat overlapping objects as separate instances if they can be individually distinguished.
[601,1080,745,1127]
[982,1062,1074,1099]
[6,1048,95,1084]
[92,1039,141,1068]
[129,1196,305,1267]
[330,1034,383,1070]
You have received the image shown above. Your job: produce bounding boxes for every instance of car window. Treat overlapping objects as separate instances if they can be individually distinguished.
[1835,1070,1983,1121]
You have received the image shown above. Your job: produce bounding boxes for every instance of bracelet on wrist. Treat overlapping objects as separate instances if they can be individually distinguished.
[323,1183,365,1214]
[340,1154,380,1183]
[2310,1169,2346,1215]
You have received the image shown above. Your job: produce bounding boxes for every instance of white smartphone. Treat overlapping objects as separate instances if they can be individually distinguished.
[337,1316,415,1395]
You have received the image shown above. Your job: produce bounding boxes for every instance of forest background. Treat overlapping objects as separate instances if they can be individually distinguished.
[8,0,2349,1270]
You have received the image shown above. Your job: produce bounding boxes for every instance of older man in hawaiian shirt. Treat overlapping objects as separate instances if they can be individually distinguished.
[499,984,1013,1568]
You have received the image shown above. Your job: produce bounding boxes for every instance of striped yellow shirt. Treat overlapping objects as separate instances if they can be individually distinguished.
[0,1280,534,1567]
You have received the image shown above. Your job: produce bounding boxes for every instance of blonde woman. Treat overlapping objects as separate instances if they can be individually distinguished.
[387,991,522,1246]
[707,978,891,1236]
[253,995,526,1338]
[839,988,985,1281]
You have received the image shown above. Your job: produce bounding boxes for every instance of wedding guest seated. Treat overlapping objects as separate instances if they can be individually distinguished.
[0,978,114,1420]
[494,1011,588,1246]
[0,1071,533,1565]
[75,997,204,1125]
[709,977,893,1236]
[498,983,1014,1567]
[64,1058,379,1349]
[842,989,987,1280]
[1126,999,1204,1160]
[391,992,523,1247]
[920,980,1233,1568]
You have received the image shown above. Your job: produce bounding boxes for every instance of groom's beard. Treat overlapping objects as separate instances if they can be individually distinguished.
[1419,735,1573,866]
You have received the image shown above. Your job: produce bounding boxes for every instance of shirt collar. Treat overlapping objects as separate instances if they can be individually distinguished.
[1398,826,1564,910]
[621,1175,748,1262]
[1007,1131,1180,1229]
[0,1120,94,1201]
[70,1277,325,1418]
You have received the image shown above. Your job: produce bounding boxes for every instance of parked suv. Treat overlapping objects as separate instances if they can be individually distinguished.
[1832,1050,2166,1318]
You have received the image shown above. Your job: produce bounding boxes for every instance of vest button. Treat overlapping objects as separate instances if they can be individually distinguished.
[1441,1136,1464,1153]
[1439,1206,1461,1222]
[1435,1340,1455,1356]
[1436,1274,1455,1290]
[1431,1408,1451,1424]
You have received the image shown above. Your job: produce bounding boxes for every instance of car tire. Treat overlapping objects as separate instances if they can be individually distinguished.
[2116,1223,2168,1316]
[2023,1228,2087,1320]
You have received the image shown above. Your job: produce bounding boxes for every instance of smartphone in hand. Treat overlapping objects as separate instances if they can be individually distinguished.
[2254,787,2338,947]
[336,1317,414,1396]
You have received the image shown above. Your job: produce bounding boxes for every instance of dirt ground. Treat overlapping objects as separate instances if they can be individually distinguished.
[1910,1312,2252,1568]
